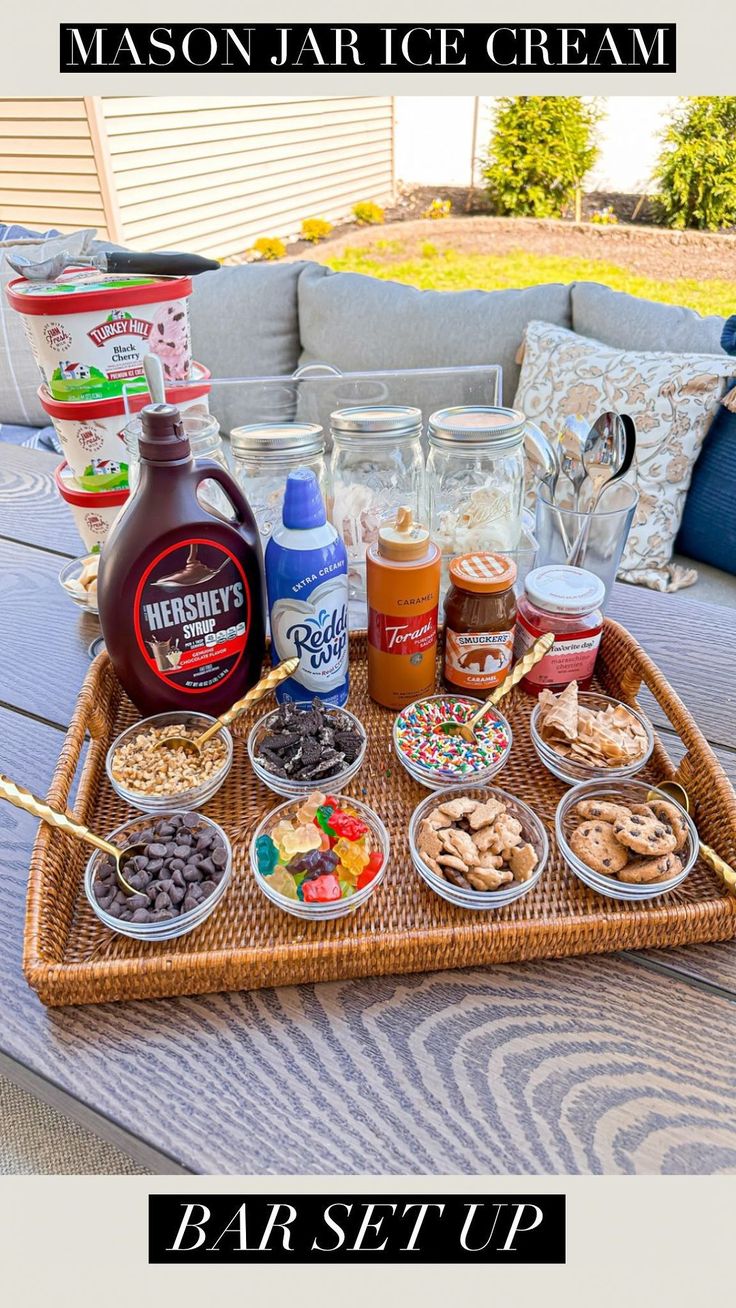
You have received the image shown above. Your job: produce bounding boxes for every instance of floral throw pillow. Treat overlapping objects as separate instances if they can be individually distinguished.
[514,320,736,591]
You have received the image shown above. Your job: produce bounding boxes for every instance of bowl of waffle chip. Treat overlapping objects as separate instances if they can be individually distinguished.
[58,553,99,614]
[530,681,653,785]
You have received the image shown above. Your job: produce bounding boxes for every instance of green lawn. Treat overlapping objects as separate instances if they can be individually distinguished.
[324,244,735,318]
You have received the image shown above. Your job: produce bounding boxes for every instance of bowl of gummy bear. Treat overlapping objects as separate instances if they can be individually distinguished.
[250,790,389,920]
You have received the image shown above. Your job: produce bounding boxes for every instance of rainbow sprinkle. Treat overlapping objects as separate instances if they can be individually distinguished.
[394,696,511,780]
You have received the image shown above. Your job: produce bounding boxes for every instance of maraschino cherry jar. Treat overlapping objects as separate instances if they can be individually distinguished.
[513,565,605,694]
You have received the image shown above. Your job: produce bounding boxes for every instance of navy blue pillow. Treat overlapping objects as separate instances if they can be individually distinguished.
[676,315,736,575]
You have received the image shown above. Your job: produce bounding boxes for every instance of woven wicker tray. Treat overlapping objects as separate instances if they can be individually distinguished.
[24,621,736,1006]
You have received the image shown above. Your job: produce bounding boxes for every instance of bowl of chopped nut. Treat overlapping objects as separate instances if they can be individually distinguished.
[106,712,233,813]
[409,785,548,910]
[247,699,367,799]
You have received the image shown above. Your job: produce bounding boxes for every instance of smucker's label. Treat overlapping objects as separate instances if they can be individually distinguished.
[133,539,251,694]
[444,627,514,689]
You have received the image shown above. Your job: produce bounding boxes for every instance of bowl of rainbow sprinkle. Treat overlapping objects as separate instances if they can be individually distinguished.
[250,791,390,921]
[393,694,513,791]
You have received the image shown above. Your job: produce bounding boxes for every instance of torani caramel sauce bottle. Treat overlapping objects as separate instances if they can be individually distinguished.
[97,402,265,716]
[365,507,441,710]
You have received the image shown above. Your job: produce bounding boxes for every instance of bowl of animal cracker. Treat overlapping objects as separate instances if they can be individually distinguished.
[556,779,698,901]
[409,784,548,910]
[530,682,653,785]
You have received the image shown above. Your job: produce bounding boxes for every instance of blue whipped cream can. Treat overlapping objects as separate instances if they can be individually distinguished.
[265,467,349,705]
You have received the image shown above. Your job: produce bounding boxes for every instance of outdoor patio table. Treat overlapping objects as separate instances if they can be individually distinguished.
[1,442,736,1176]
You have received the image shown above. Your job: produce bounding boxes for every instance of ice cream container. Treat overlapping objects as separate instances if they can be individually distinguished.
[38,363,211,487]
[6,268,193,402]
[55,461,129,552]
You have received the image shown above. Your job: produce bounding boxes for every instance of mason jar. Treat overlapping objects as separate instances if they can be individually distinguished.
[124,413,232,516]
[230,422,327,541]
[427,407,527,584]
[329,405,426,600]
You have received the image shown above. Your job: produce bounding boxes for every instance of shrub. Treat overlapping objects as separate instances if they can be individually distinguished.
[353,201,385,225]
[422,197,452,220]
[589,206,618,225]
[300,217,332,244]
[252,236,286,260]
[482,97,601,220]
[654,97,736,230]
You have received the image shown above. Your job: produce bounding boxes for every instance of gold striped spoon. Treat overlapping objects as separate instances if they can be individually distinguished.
[154,656,300,756]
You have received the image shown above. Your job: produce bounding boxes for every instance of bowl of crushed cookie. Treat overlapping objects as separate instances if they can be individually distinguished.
[556,779,697,901]
[409,785,548,910]
[248,698,367,798]
[530,681,653,785]
[106,712,233,813]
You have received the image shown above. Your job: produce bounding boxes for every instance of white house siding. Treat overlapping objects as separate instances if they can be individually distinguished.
[101,96,395,258]
[0,98,110,236]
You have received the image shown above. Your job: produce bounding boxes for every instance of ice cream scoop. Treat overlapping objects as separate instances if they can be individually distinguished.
[6,249,220,282]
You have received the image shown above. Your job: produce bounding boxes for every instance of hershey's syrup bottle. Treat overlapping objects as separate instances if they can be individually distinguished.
[97,402,265,716]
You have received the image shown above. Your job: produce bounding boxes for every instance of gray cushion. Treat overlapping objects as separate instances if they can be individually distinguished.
[297,264,572,404]
[571,281,726,355]
[189,262,306,433]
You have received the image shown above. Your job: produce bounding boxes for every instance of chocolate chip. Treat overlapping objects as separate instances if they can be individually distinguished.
[95,820,227,926]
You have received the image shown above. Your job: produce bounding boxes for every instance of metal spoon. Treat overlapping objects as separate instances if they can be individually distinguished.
[437,633,555,741]
[556,414,590,510]
[154,656,300,757]
[648,781,736,895]
[566,414,636,566]
[0,773,141,896]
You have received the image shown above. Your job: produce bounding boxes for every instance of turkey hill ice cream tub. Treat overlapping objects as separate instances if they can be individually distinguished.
[55,461,129,552]
[38,363,211,487]
[6,268,193,402]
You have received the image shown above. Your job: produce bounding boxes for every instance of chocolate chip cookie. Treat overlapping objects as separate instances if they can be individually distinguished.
[612,810,678,856]
[647,799,688,852]
[570,820,630,874]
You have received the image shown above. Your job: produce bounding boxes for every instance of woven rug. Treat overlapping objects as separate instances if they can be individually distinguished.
[0,1074,151,1175]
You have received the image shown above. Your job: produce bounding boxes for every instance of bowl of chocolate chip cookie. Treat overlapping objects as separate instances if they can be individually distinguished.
[556,779,698,900]
[409,784,548,910]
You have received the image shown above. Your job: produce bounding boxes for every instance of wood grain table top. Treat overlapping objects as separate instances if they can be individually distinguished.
[1,442,736,1175]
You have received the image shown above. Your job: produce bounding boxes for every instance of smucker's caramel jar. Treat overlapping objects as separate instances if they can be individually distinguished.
[443,553,517,694]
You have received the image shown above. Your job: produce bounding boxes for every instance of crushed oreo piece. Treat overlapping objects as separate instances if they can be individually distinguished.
[255,699,365,782]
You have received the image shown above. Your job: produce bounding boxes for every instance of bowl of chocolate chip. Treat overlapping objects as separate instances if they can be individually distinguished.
[409,784,548,910]
[106,712,233,813]
[248,698,367,798]
[84,810,232,940]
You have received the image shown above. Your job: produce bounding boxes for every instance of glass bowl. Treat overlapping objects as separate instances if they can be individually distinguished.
[84,810,232,941]
[393,694,513,791]
[530,691,654,786]
[250,794,389,921]
[409,784,548,910]
[555,778,698,902]
[106,711,233,813]
[247,704,367,799]
[58,555,99,614]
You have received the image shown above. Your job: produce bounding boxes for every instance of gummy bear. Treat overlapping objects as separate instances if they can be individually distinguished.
[315,804,336,835]
[302,874,342,903]
[296,790,327,825]
[334,837,370,877]
[282,823,322,859]
[287,849,339,879]
[271,819,295,855]
[357,850,383,890]
[255,834,279,875]
[268,867,298,900]
[328,811,369,841]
